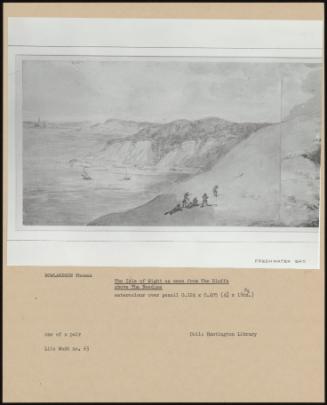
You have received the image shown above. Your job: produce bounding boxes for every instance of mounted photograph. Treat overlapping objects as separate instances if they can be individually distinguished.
[20,57,322,228]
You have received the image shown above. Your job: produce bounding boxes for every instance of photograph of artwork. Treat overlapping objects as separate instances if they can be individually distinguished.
[21,59,321,226]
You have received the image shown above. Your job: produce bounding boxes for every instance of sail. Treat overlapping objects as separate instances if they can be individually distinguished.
[81,167,92,180]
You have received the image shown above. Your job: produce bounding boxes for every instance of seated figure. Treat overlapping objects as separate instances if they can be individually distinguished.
[164,203,183,215]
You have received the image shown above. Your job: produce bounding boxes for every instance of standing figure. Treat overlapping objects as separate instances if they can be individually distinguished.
[213,185,219,206]
[182,192,191,208]
[201,193,209,207]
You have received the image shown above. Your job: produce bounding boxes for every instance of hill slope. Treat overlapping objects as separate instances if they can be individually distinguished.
[89,110,320,227]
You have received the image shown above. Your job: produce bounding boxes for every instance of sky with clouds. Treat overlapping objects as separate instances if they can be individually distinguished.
[22,59,321,123]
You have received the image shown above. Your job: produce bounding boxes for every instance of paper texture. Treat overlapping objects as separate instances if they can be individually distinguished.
[3,3,324,403]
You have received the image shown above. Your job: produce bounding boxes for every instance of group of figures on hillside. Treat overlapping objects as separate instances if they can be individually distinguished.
[164,185,219,216]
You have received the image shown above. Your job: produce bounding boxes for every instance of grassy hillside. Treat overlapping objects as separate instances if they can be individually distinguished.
[89,112,320,227]
[88,119,155,139]
[99,117,269,169]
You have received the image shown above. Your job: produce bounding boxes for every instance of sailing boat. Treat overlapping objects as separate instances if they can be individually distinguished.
[122,167,131,181]
[81,167,92,180]
[35,116,42,128]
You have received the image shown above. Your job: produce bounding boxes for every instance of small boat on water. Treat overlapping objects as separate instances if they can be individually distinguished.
[81,167,92,180]
[122,167,131,181]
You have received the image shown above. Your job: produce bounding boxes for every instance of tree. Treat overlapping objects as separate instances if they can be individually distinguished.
[213,185,219,206]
